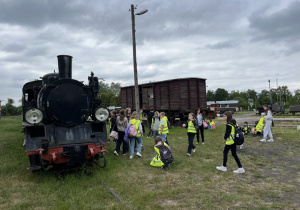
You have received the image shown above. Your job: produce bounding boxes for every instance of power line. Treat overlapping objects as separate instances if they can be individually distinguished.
[76,11,130,63]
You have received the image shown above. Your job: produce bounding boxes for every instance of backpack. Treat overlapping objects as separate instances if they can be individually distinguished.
[157,144,173,164]
[230,124,244,145]
[129,121,138,137]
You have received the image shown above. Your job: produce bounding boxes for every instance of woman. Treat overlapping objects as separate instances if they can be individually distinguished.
[195,108,205,144]
[125,108,131,120]
[114,109,128,156]
[260,105,274,142]
[216,111,245,173]
[109,110,118,137]
[129,111,143,159]
[183,113,197,156]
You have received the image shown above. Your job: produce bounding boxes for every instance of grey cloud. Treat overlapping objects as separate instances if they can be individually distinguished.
[249,1,300,42]
[206,40,239,49]
[3,43,26,52]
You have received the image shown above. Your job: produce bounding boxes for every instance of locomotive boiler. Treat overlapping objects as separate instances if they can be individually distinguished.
[22,55,109,171]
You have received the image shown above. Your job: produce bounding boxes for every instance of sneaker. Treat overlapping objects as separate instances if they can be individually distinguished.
[130,156,133,159]
[233,167,245,173]
[267,139,274,142]
[147,136,150,138]
[114,151,118,156]
[202,142,205,145]
[187,153,191,156]
[240,145,244,149]
[216,166,227,172]
[196,142,199,144]
[123,152,127,155]
[260,139,266,142]
[192,148,196,153]
[136,152,142,157]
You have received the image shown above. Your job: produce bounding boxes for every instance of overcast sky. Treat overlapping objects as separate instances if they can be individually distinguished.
[1,0,300,106]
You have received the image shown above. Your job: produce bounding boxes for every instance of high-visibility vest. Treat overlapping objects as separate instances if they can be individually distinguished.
[210,121,215,126]
[256,117,264,132]
[130,119,141,137]
[226,124,235,145]
[187,120,197,133]
[159,116,169,134]
[139,114,143,121]
[150,142,168,167]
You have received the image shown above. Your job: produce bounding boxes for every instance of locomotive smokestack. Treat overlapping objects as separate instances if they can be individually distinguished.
[57,55,72,79]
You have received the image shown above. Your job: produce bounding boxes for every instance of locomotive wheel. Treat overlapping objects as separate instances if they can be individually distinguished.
[95,154,106,168]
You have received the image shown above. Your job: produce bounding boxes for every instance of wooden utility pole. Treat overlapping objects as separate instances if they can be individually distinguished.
[268,80,272,105]
[131,4,140,114]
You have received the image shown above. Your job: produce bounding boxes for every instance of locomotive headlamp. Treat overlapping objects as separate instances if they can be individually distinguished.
[95,107,109,122]
[25,108,43,124]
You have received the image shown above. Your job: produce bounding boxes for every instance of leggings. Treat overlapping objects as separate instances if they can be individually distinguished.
[223,144,242,168]
[196,125,204,143]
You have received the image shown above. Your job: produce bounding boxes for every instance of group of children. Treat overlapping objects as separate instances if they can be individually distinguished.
[110,104,274,173]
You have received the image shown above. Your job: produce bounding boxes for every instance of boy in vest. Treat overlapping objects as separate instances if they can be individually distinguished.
[242,121,250,135]
[159,112,169,145]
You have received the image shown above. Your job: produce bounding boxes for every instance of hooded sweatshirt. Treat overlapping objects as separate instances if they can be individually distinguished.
[151,111,160,131]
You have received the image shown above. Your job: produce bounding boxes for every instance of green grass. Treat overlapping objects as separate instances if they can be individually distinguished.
[0,116,300,209]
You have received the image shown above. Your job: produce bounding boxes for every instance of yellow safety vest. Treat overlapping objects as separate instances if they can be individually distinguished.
[210,121,215,126]
[256,117,264,132]
[130,119,141,137]
[150,142,168,167]
[187,120,197,133]
[227,124,235,145]
[139,114,143,121]
[159,116,169,134]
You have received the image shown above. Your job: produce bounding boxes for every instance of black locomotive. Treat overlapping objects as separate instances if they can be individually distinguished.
[22,55,109,171]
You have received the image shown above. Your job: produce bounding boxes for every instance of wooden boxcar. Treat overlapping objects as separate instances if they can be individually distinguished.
[120,78,207,120]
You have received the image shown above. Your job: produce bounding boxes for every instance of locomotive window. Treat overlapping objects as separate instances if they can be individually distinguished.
[25,89,34,102]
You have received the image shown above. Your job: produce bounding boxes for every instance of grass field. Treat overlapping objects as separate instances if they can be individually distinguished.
[0,116,300,209]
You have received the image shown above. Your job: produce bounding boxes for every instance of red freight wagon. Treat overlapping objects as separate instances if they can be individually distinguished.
[120,78,207,120]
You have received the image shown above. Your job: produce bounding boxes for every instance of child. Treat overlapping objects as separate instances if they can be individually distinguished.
[260,104,274,142]
[251,116,264,136]
[150,136,171,167]
[216,111,245,173]
[242,121,250,135]
[183,113,197,156]
[151,111,160,138]
[209,118,216,130]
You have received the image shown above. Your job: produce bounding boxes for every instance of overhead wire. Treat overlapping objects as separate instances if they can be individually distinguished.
[76,10,131,63]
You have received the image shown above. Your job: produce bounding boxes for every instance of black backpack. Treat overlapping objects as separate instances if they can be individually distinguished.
[157,144,173,164]
[230,124,244,145]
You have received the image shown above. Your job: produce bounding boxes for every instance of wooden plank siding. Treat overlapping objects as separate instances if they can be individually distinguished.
[120,78,207,112]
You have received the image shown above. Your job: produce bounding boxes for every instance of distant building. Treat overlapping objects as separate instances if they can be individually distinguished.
[207,100,239,108]
[207,100,240,113]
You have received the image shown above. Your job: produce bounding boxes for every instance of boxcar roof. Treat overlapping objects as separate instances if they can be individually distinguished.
[121,77,207,88]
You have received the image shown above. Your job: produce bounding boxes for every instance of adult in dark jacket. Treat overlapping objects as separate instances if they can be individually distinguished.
[216,111,245,173]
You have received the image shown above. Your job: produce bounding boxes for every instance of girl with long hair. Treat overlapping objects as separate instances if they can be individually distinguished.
[216,111,245,173]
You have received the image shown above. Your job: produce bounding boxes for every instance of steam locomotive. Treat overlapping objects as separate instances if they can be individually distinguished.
[22,55,109,171]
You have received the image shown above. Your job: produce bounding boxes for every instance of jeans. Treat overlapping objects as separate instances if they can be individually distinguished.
[159,134,167,142]
[196,125,204,143]
[153,130,159,138]
[223,144,242,168]
[187,132,196,154]
[130,136,143,156]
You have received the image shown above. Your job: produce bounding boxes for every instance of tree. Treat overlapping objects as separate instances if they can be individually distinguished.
[215,88,229,101]
[206,90,215,101]
[98,82,121,107]
[257,90,270,105]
